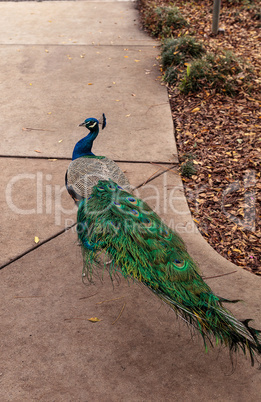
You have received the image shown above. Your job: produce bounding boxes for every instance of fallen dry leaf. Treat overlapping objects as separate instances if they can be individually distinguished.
[88,317,101,323]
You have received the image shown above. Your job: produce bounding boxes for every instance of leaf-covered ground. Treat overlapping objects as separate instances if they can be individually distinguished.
[138,0,261,274]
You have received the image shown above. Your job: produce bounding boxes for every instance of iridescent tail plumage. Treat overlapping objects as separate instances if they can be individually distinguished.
[77,179,261,365]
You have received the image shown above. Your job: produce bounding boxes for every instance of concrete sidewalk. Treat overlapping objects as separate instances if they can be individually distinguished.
[0,1,260,401]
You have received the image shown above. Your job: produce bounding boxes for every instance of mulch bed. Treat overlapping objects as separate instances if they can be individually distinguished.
[138,0,261,275]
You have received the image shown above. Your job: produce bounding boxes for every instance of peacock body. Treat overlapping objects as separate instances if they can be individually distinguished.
[66,114,261,366]
[66,155,131,202]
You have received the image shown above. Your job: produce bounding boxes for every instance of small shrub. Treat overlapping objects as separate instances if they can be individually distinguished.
[245,4,261,23]
[143,5,188,38]
[180,51,252,95]
[225,0,253,5]
[179,54,215,94]
[162,36,205,69]
[180,160,197,178]
[163,66,179,85]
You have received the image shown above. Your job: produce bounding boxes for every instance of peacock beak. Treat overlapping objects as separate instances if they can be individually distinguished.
[79,122,86,127]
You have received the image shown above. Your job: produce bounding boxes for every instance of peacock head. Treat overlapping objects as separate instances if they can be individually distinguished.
[79,113,106,132]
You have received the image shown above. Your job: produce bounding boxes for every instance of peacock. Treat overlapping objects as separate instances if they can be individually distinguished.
[66,114,261,366]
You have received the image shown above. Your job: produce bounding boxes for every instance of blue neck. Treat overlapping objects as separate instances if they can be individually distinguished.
[72,128,99,160]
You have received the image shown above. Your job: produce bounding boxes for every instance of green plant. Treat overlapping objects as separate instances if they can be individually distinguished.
[180,51,252,95]
[143,5,188,38]
[180,160,197,178]
[163,66,179,85]
[162,36,205,69]
[225,0,253,5]
[246,4,261,21]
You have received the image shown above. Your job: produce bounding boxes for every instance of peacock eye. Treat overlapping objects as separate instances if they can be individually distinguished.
[174,259,186,269]
[97,186,105,191]
[130,209,139,216]
[114,201,121,206]
[127,197,138,205]
[162,229,169,238]
[142,217,152,227]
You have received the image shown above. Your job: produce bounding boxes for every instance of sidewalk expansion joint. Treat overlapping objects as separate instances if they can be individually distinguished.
[0,43,159,48]
[0,223,76,271]
[0,155,179,164]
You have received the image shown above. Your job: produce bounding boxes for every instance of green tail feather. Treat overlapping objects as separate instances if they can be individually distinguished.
[77,179,261,365]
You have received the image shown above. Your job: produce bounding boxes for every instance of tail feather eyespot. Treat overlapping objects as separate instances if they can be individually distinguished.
[130,209,139,216]
[127,196,138,205]
[108,183,116,191]
[97,185,105,191]
[141,217,152,227]
[174,259,187,269]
